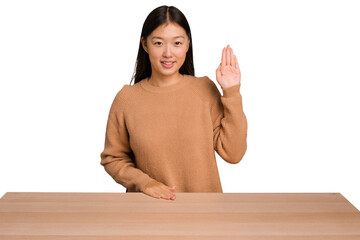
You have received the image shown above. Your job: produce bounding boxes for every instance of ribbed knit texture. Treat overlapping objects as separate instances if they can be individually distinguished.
[100,74,248,193]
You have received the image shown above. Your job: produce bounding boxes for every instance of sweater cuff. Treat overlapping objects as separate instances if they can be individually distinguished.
[222,84,241,98]
[138,176,157,192]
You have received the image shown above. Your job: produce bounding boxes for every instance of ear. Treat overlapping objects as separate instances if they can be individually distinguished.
[141,37,148,54]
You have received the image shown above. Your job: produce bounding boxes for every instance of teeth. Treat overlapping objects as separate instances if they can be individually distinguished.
[162,62,174,64]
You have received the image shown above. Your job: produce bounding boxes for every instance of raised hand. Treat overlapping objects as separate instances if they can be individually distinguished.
[142,180,176,200]
[216,44,241,89]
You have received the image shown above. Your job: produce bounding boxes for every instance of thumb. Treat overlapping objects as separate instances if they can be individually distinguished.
[217,63,221,71]
[216,63,221,78]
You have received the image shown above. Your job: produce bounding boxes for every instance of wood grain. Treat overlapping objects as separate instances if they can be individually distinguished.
[1,192,359,239]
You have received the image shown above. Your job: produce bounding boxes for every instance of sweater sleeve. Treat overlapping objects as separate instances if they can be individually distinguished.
[209,78,248,164]
[100,87,155,192]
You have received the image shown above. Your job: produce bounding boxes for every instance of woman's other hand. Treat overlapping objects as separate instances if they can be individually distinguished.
[216,44,241,89]
[142,180,176,200]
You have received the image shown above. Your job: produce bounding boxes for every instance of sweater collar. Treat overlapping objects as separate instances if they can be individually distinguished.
[140,74,190,93]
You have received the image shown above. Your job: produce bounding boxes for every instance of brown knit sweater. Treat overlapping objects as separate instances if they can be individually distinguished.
[100,74,247,193]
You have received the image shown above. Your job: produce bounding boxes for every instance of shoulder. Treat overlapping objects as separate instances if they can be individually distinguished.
[111,84,135,112]
[202,75,221,97]
[186,75,221,102]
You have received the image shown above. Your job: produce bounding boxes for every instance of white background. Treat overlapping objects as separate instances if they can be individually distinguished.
[1,0,359,210]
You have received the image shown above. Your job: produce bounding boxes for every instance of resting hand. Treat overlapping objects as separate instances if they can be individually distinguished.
[142,180,176,200]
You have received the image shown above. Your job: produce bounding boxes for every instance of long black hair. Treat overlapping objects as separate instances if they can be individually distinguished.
[130,5,195,85]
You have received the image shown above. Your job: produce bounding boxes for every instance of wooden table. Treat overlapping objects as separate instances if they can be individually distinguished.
[0,192,359,239]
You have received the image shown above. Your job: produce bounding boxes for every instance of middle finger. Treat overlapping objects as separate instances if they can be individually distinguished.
[226,44,231,66]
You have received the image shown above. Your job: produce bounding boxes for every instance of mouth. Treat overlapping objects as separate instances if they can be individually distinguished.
[161,61,175,68]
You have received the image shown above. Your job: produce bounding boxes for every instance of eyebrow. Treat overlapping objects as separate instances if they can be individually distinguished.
[151,36,185,40]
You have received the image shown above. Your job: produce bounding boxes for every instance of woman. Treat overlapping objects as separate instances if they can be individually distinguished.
[100,5,247,201]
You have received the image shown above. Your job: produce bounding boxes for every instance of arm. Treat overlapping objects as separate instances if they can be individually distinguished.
[210,81,248,164]
[100,89,155,192]
[210,44,248,164]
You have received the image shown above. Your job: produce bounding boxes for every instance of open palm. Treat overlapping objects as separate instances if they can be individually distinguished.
[216,44,241,89]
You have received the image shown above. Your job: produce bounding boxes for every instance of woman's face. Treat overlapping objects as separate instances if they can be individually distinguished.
[141,22,189,78]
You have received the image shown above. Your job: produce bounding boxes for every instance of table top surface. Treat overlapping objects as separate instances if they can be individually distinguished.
[1,192,360,240]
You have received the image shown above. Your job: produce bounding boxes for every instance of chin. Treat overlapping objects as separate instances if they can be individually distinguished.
[158,67,180,76]
[164,70,180,76]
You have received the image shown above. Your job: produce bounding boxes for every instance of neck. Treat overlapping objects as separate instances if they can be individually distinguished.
[148,72,183,87]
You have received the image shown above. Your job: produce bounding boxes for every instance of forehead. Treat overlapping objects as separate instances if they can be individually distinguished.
[150,23,187,40]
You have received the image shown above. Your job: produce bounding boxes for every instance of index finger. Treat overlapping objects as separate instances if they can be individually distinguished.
[221,47,226,66]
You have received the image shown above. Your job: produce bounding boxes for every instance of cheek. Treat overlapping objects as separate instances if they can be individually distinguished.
[148,51,162,63]
[174,48,187,59]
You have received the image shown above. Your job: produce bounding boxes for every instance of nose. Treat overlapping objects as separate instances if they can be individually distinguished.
[162,44,172,58]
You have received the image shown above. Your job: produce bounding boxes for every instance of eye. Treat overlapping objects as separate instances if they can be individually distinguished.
[154,42,162,46]
[175,42,182,46]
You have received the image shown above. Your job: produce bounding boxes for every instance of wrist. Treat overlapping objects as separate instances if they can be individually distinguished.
[222,83,241,97]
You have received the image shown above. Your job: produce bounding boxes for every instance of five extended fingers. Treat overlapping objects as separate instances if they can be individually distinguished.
[221,44,239,70]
